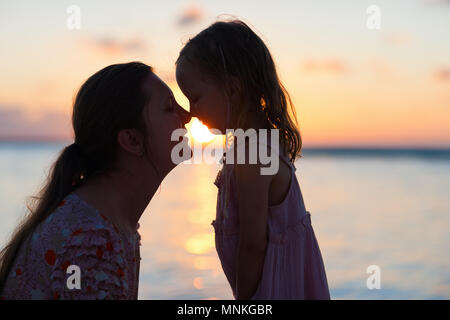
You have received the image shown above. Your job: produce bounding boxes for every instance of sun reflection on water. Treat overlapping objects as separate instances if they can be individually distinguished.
[3,144,449,299]
[185,233,215,255]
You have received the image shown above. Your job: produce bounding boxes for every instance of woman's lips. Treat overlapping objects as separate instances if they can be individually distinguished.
[177,109,192,127]
[190,105,199,117]
[179,114,191,129]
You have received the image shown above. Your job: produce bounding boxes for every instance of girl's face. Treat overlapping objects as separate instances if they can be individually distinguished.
[142,73,191,172]
[176,58,228,133]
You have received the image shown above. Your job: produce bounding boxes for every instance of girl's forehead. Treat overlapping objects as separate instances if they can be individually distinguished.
[176,65,194,92]
[177,62,209,96]
[177,59,201,81]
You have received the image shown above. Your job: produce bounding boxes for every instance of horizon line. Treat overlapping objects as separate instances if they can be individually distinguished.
[1,137,450,151]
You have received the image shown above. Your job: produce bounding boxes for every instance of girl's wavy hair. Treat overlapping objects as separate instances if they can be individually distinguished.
[0,62,153,291]
[176,19,302,161]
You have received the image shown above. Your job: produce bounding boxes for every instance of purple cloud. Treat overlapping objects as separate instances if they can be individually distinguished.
[0,106,72,141]
[434,67,450,82]
[177,4,204,26]
[80,35,148,55]
[301,58,349,74]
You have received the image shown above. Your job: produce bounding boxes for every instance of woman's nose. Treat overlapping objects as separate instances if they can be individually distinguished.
[176,103,191,125]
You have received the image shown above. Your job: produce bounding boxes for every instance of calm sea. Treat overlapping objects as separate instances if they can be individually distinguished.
[0,142,449,299]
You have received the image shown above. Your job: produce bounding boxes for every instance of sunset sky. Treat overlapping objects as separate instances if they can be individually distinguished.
[0,0,449,147]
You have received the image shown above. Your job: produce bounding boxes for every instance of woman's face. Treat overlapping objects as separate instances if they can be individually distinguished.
[141,73,191,173]
[176,58,228,133]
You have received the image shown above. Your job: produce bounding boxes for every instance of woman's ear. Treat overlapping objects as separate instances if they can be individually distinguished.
[117,129,144,156]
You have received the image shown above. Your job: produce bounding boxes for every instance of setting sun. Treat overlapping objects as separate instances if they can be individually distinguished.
[187,118,216,143]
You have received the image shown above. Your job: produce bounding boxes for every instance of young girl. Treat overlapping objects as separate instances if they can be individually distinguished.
[176,20,330,299]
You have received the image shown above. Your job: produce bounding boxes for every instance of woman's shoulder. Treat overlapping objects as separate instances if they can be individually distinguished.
[30,193,133,277]
[2,193,129,299]
[38,193,107,233]
[31,193,126,256]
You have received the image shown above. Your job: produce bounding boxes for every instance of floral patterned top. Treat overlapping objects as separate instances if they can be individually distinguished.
[0,193,141,300]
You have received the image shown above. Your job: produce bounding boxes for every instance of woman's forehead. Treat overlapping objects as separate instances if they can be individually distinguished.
[143,73,172,100]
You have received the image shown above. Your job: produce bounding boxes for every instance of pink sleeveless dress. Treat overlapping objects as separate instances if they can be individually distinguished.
[212,140,330,300]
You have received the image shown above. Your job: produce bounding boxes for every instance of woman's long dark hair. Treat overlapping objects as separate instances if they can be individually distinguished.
[0,62,153,290]
[176,19,302,161]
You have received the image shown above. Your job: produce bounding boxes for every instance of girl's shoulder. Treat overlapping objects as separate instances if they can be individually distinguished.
[226,133,294,206]
[228,132,294,173]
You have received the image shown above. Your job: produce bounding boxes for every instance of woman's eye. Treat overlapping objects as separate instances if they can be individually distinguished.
[166,97,175,111]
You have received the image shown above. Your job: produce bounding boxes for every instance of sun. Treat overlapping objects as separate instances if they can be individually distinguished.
[187,118,215,143]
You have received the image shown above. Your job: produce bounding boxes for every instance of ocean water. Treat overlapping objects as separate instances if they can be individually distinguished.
[0,142,449,299]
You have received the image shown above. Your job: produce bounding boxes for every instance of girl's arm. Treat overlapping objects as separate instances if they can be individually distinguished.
[235,161,272,300]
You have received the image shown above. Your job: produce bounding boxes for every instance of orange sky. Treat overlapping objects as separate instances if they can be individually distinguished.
[0,0,449,147]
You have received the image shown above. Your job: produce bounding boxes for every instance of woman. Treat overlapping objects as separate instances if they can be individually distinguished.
[0,62,191,299]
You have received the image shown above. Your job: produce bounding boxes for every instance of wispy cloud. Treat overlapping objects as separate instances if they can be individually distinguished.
[434,67,450,82]
[0,106,71,141]
[301,58,349,74]
[79,35,148,55]
[177,3,205,26]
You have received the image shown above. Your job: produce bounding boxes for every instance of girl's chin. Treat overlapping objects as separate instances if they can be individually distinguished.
[208,123,227,134]
[195,116,226,134]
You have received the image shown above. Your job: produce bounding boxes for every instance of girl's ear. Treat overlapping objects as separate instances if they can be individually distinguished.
[117,129,144,156]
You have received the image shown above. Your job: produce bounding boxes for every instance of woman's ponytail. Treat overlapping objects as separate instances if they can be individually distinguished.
[0,143,86,291]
